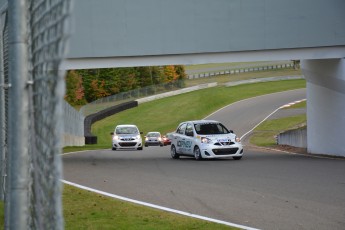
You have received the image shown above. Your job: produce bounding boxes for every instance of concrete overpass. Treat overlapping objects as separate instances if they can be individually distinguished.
[62,0,345,156]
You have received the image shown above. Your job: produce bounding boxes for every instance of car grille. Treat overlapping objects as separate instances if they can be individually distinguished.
[214,141,235,146]
[120,138,135,141]
[212,148,239,155]
[119,142,137,147]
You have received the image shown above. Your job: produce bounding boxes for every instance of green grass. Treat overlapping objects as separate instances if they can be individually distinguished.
[63,185,236,230]
[91,79,306,147]
[250,98,307,147]
[58,79,306,229]
[0,79,307,230]
[0,202,3,230]
[185,68,301,87]
[0,79,304,230]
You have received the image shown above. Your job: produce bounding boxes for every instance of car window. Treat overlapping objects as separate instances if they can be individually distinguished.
[176,123,187,135]
[185,123,194,137]
[116,127,139,134]
[147,132,160,137]
[194,123,230,135]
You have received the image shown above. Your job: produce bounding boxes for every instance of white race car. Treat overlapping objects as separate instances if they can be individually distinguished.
[168,120,243,160]
[111,124,143,150]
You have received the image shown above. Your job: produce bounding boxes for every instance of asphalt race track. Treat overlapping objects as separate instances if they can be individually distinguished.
[63,89,345,230]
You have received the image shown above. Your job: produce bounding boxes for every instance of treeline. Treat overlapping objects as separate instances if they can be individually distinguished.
[65,65,187,106]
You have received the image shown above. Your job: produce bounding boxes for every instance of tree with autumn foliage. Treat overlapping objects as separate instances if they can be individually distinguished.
[162,65,178,82]
[65,70,87,105]
[89,79,110,100]
[65,65,187,106]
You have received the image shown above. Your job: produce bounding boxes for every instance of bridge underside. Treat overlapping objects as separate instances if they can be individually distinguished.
[61,0,345,157]
[64,52,345,157]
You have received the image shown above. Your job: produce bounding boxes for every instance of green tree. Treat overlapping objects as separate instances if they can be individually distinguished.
[175,65,187,80]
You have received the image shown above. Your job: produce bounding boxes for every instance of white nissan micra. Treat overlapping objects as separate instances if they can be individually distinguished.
[111,124,143,150]
[168,120,243,160]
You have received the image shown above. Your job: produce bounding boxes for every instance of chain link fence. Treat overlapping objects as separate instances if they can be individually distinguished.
[80,79,185,116]
[0,0,71,229]
[0,2,9,204]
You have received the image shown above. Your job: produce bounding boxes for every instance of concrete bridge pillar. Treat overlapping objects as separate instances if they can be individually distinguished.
[301,58,345,157]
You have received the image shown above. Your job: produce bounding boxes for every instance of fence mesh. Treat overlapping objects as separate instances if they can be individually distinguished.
[27,0,71,229]
[0,7,9,202]
[80,80,186,116]
[0,0,71,229]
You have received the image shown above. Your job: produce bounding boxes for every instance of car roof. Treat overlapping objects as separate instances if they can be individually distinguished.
[115,124,138,128]
[147,131,160,134]
[184,120,220,125]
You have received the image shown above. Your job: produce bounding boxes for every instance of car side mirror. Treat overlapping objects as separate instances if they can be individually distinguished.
[140,132,143,134]
[230,130,234,133]
[110,132,114,135]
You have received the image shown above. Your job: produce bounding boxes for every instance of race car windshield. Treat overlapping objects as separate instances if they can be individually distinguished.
[147,133,160,137]
[116,127,138,134]
[194,123,230,135]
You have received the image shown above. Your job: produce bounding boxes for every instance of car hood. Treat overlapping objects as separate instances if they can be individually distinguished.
[199,133,236,142]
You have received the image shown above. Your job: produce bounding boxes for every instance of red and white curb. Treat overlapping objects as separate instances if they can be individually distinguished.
[279,99,306,109]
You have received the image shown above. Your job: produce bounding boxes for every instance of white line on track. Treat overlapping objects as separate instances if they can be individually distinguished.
[240,98,306,140]
[63,94,307,230]
[62,180,260,230]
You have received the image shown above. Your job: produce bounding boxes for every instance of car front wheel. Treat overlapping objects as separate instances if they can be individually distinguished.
[194,146,202,161]
[171,145,179,159]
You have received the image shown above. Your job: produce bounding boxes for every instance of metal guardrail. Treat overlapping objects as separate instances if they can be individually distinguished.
[187,62,294,79]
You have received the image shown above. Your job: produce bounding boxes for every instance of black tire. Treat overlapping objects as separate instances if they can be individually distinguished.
[171,145,179,159]
[233,156,242,160]
[194,146,202,161]
[145,144,148,147]
[138,147,143,150]
[112,147,116,151]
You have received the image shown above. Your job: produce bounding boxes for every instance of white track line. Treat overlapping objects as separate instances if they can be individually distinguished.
[62,180,260,230]
[240,98,306,140]
[63,96,307,230]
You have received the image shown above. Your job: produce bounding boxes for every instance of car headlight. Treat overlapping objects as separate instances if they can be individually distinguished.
[136,135,141,139]
[145,137,148,141]
[201,137,212,144]
[235,136,241,142]
[113,135,119,141]
[158,137,162,141]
